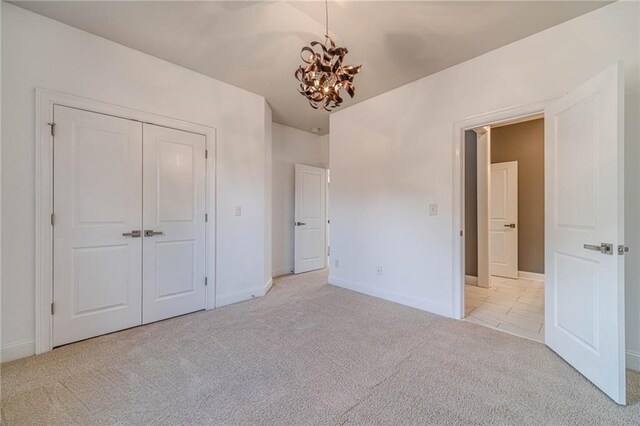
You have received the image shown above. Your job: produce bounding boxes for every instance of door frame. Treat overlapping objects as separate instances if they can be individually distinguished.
[35,88,217,354]
[452,98,554,321]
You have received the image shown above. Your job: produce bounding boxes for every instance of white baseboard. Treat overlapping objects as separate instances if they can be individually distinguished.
[627,350,640,372]
[518,271,545,282]
[465,275,478,285]
[272,266,293,277]
[328,275,452,318]
[1,339,35,363]
[217,279,273,308]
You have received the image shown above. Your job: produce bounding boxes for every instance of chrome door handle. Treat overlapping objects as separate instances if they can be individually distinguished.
[503,224,516,228]
[295,222,306,226]
[122,230,141,238]
[144,230,164,237]
[583,242,613,255]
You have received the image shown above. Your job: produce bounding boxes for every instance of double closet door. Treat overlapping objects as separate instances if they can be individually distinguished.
[52,106,207,347]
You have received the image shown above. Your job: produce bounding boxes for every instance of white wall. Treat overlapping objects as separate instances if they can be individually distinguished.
[1,3,271,361]
[272,123,329,276]
[329,2,640,363]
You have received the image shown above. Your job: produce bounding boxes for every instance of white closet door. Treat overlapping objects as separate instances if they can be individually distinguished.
[142,124,207,323]
[53,106,142,347]
[490,161,518,279]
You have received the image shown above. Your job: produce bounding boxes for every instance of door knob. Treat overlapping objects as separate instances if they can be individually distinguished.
[295,222,306,226]
[503,223,516,228]
[122,230,141,238]
[144,230,164,237]
[583,242,613,255]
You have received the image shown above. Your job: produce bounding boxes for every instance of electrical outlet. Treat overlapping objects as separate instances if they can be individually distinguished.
[334,259,340,268]
[235,206,242,216]
[376,266,383,276]
[429,203,438,216]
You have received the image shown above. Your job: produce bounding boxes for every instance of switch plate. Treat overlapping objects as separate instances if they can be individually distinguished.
[429,203,438,216]
[235,206,242,216]
[376,266,383,276]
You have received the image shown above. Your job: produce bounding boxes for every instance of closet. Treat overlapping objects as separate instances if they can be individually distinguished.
[52,105,207,346]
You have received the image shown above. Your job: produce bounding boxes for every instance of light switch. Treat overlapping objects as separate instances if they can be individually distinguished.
[429,203,438,216]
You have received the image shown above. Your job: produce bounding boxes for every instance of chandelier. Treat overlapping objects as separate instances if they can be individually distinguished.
[294,0,362,111]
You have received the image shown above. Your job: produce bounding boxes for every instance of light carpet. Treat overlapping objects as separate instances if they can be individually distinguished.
[2,269,640,425]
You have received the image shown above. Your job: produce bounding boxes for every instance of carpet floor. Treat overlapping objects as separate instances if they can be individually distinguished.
[2,269,640,425]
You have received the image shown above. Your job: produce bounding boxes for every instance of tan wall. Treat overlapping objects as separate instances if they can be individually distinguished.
[491,118,545,274]
[464,131,478,276]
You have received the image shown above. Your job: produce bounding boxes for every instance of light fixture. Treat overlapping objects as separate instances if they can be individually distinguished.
[294,0,362,111]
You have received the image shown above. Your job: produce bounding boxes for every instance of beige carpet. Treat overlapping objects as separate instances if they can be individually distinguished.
[2,269,640,425]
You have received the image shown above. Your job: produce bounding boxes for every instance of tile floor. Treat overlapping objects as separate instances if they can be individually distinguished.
[464,275,544,343]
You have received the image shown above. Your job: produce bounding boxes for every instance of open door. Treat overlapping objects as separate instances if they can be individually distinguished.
[545,63,625,404]
[294,164,327,274]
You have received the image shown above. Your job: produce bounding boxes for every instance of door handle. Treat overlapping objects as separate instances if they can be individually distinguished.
[583,242,613,255]
[503,224,516,228]
[295,222,306,226]
[144,230,164,237]
[122,230,141,238]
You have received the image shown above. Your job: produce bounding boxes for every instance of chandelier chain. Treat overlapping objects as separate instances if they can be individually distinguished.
[325,0,329,38]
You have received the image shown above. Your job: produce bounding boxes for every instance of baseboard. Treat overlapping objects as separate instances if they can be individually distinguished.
[217,279,273,308]
[465,275,478,285]
[627,350,640,372]
[1,339,35,363]
[328,275,452,317]
[518,271,545,282]
[272,266,293,277]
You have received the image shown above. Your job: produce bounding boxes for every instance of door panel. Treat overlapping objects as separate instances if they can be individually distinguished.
[142,124,206,323]
[490,161,518,278]
[294,164,327,274]
[53,106,142,347]
[545,63,625,404]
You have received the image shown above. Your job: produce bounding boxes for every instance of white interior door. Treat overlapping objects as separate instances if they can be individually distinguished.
[545,63,625,404]
[294,164,327,274]
[142,124,207,323]
[476,127,491,288]
[490,161,518,279]
[53,106,142,347]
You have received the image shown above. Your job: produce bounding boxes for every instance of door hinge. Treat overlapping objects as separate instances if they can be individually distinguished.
[51,213,55,226]
[205,149,208,159]
[460,230,463,237]
[205,213,208,222]
[205,277,208,286]
[618,245,630,255]
[48,122,55,137]
[51,302,55,315]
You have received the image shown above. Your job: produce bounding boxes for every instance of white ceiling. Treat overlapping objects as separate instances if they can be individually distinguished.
[12,1,609,134]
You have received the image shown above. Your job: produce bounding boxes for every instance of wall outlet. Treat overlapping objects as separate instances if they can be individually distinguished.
[429,203,438,216]
[334,258,340,268]
[235,206,242,216]
[376,266,383,276]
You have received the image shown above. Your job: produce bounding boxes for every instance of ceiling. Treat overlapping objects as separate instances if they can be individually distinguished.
[12,1,610,134]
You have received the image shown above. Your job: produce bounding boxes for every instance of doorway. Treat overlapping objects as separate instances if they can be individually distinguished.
[463,116,545,343]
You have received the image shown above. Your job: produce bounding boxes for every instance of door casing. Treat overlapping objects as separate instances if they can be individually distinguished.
[35,88,216,354]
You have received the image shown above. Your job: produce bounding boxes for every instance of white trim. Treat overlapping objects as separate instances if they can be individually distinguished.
[627,351,640,372]
[464,275,478,285]
[1,340,35,363]
[452,97,557,320]
[329,275,452,317]
[518,271,545,282]
[217,279,273,307]
[35,88,217,355]
[273,266,293,278]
